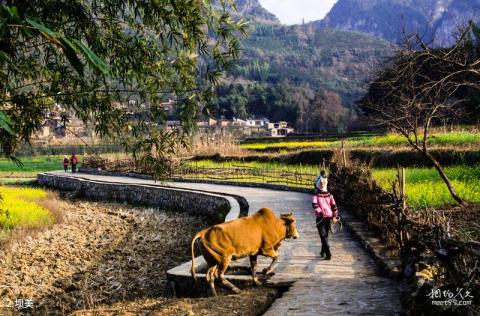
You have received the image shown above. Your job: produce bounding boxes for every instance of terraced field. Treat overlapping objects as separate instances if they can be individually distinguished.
[240,131,480,151]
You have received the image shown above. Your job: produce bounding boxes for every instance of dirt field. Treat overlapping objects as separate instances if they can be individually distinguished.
[0,197,277,315]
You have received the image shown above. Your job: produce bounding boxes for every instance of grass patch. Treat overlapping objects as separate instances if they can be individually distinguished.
[0,155,75,185]
[371,166,480,209]
[0,155,80,172]
[240,140,339,150]
[183,160,319,188]
[0,171,42,185]
[0,186,55,242]
[187,160,318,174]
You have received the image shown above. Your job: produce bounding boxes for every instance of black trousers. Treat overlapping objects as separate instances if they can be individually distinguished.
[72,164,77,173]
[316,217,332,257]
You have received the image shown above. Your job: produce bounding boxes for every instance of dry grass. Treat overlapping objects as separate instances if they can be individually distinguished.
[182,141,248,157]
[36,192,64,225]
[0,200,214,314]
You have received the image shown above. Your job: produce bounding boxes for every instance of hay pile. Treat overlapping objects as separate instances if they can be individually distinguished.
[82,155,182,177]
[82,155,144,174]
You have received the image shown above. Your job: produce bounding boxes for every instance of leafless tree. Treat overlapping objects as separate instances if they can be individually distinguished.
[360,22,480,206]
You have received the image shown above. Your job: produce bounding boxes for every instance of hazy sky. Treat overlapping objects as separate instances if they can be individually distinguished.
[259,0,338,25]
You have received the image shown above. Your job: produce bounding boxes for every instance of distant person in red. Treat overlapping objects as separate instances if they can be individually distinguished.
[70,154,78,173]
[63,155,69,172]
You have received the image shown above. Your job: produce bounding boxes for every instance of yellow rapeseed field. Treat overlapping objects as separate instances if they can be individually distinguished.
[0,186,54,231]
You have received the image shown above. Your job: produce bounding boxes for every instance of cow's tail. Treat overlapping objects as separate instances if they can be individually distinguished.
[191,232,202,282]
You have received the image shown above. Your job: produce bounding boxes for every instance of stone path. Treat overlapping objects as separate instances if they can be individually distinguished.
[42,171,403,315]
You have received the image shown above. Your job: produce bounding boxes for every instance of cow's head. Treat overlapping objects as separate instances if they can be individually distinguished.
[281,213,299,239]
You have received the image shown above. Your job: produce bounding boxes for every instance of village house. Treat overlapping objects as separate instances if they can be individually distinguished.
[246,118,269,127]
[194,117,294,139]
[266,121,294,137]
[231,118,246,126]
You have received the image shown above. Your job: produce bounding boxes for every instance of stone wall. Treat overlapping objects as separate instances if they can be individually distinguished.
[38,173,233,224]
[78,167,251,217]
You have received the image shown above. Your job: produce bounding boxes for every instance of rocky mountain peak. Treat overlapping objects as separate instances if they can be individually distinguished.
[315,0,479,46]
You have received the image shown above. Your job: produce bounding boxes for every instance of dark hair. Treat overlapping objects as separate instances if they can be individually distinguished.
[320,170,326,176]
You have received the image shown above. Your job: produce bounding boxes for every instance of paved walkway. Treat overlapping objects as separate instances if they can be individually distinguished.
[43,172,402,315]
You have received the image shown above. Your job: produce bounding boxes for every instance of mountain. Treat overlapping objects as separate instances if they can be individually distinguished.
[210,22,393,131]
[225,0,279,22]
[205,1,394,132]
[315,0,480,46]
[237,23,392,100]
[433,0,480,45]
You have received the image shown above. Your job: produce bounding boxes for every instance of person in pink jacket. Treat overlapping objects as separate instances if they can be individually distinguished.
[312,178,339,260]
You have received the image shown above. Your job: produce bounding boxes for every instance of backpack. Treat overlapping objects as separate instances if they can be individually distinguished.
[314,175,323,190]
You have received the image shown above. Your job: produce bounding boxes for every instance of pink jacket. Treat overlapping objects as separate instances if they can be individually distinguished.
[312,192,338,218]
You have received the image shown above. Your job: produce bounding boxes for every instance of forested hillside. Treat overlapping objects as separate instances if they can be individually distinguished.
[239,24,391,97]
[210,21,392,132]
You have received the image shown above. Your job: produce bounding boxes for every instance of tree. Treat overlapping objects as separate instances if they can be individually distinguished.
[359,22,480,205]
[299,89,346,133]
[0,1,247,177]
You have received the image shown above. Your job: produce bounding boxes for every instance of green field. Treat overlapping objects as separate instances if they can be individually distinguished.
[183,160,318,188]
[0,155,76,172]
[240,131,480,150]
[0,186,55,241]
[372,166,480,209]
[0,155,83,184]
[187,160,318,174]
[186,160,480,209]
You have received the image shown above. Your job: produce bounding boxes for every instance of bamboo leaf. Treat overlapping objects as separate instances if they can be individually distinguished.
[25,18,62,46]
[0,111,15,135]
[71,38,111,75]
[26,18,110,76]
[59,37,85,76]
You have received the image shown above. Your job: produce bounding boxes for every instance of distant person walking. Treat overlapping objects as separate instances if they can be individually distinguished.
[63,155,69,172]
[70,154,78,173]
[312,178,339,260]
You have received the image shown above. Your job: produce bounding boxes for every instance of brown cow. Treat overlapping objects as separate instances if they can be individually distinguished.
[190,208,299,295]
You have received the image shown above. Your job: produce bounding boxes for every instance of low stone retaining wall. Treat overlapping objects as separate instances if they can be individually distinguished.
[340,212,402,279]
[38,173,234,224]
[78,167,153,180]
[78,168,251,217]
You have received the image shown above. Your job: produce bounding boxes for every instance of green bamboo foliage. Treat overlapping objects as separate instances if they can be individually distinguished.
[0,1,248,180]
